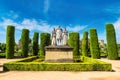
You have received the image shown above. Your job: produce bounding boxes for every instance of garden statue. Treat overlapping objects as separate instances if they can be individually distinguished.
[47,26,73,62]
[51,28,57,46]
[62,28,68,45]
[56,26,63,45]
[51,26,68,46]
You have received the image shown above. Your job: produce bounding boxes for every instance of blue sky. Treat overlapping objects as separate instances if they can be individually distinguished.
[0,0,120,43]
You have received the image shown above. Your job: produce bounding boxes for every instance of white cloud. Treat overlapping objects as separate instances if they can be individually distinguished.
[43,0,50,13]
[66,25,87,32]
[0,18,53,32]
[113,18,120,43]
[0,17,87,33]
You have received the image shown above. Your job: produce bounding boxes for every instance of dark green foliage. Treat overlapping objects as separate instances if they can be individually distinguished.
[106,24,118,60]
[21,29,29,57]
[3,56,112,71]
[39,33,50,57]
[0,43,6,52]
[90,28,100,59]
[82,31,88,56]
[32,32,39,55]
[68,32,80,57]
[6,25,15,59]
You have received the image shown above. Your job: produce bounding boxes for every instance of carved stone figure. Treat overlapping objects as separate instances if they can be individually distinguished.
[56,26,63,45]
[62,28,68,45]
[51,28,57,46]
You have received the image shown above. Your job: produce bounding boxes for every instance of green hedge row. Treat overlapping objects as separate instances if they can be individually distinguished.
[3,56,112,71]
[82,31,88,56]
[32,32,39,56]
[39,33,50,57]
[21,29,29,57]
[90,28,100,59]
[68,32,80,57]
[106,24,118,60]
[6,25,15,59]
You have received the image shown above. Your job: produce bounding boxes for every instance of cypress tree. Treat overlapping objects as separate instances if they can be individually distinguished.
[6,25,15,59]
[32,32,39,55]
[68,32,80,57]
[39,33,50,57]
[82,31,88,56]
[21,29,29,57]
[90,28,100,59]
[106,24,118,60]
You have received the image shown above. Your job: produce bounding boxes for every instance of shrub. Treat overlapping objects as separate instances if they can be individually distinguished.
[90,28,100,59]
[39,33,50,57]
[6,25,15,59]
[82,31,88,56]
[21,29,29,57]
[68,32,80,57]
[106,24,118,60]
[32,32,39,55]
[3,56,112,71]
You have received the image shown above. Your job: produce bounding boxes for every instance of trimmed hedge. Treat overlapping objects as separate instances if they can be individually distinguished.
[82,31,88,56]
[106,24,118,60]
[6,25,15,59]
[21,29,29,57]
[90,28,100,59]
[68,32,80,57]
[33,32,39,56]
[39,33,50,57]
[3,56,112,71]
[81,56,112,71]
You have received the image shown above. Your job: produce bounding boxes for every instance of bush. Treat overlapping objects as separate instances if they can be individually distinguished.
[81,56,112,71]
[90,28,100,59]
[21,29,29,57]
[68,32,80,57]
[6,25,15,59]
[32,32,39,55]
[3,56,112,71]
[39,33,50,57]
[82,31,88,56]
[106,24,118,60]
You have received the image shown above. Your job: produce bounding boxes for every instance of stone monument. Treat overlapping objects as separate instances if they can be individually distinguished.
[45,26,73,62]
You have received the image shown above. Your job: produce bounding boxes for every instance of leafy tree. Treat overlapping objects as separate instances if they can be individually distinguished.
[106,24,118,60]
[39,33,50,57]
[82,31,88,56]
[21,29,29,57]
[90,28,100,59]
[33,32,39,55]
[68,32,80,57]
[6,25,15,59]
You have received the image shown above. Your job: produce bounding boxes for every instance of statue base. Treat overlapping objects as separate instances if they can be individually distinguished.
[45,46,73,62]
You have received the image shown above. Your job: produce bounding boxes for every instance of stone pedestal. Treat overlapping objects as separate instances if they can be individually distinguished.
[45,46,73,62]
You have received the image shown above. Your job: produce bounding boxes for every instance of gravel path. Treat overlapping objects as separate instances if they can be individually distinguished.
[0,58,120,80]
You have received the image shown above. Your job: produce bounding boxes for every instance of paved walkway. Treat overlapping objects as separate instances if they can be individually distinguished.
[0,58,120,80]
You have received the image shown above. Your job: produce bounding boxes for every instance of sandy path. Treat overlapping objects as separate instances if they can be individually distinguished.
[0,58,120,80]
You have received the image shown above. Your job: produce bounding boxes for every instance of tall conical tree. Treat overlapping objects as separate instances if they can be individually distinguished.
[82,31,88,56]
[106,24,118,60]
[6,25,15,59]
[39,33,50,57]
[90,28,100,59]
[68,32,80,57]
[32,32,39,55]
[21,29,29,57]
